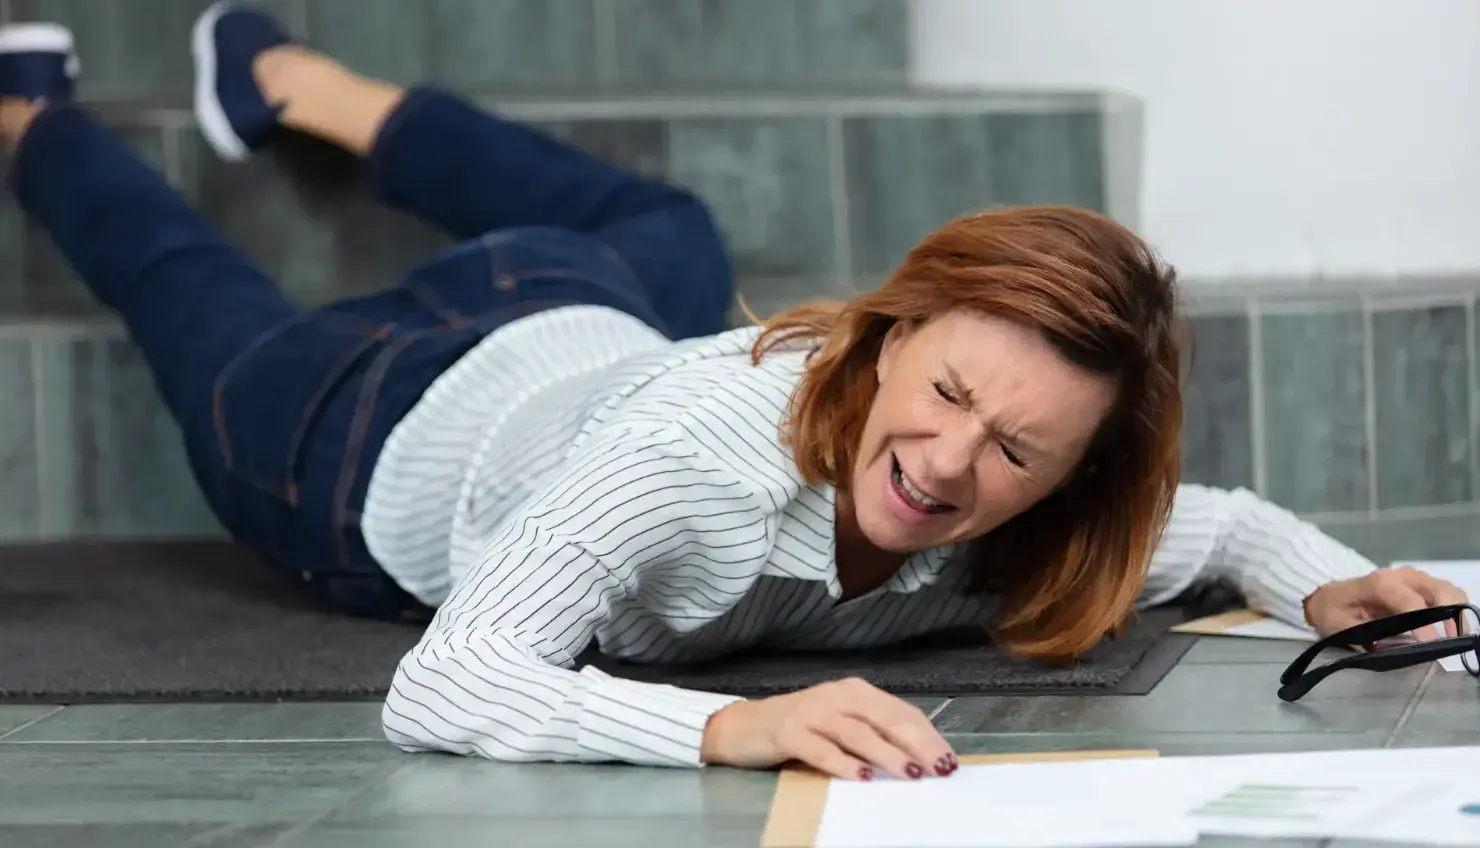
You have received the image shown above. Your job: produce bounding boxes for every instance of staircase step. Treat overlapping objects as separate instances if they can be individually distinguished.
[0,89,1143,322]
[9,0,913,101]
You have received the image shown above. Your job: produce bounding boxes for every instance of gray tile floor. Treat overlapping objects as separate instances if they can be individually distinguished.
[0,637,1472,847]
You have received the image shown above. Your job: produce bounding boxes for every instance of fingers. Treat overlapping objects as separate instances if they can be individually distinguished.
[1375,567,1468,640]
[1423,578,1469,638]
[784,678,958,781]
[817,715,923,781]
[834,678,957,778]
[785,728,875,782]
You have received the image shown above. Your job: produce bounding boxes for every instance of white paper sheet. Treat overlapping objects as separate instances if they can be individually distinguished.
[1203,559,1480,672]
[1353,780,1480,846]
[814,756,1198,848]
[811,746,1480,848]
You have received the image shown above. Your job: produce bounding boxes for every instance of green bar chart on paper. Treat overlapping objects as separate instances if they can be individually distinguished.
[1189,783,1364,822]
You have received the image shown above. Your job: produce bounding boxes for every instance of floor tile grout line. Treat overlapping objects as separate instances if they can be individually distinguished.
[262,757,417,847]
[1382,663,1436,748]
[928,698,953,721]
[0,705,65,741]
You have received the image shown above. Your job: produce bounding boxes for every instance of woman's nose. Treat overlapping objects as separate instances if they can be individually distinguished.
[924,427,979,480]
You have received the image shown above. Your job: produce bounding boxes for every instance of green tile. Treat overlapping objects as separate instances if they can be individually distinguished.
[842,111,1107,278]
[611,0,908,87]
[666,117,834,278]
[1372,305,1472,508]
[330,192,451,298]
[304,0,428,86]
[333,756,776,820]
[290,818,762,848]
[730,275,843,326]
[1181,314,1255,490]
[304,0,598,91]
[904,696,948,717]
[426,0,598,90]
[947,730,1388,758]
[0,336,40,539]
[843,114,994,277]
[1179,637,1332,666]
[982,112,1105,209]
[932,662,1424,735]
[2,703,384,742]
[1392,669,1480,737]
[1388,730,1480,747]
[1318,511,1480,565]
[533,119,669,179]
[254,0,309,37]
[1260,309,1370,513]
[9,0,206,101]
[183,135,342,304]
[0,742,399,826]
[0,823,294,848]
[0,183,23,307]
[0,707,58,738]
[35,333,221,536]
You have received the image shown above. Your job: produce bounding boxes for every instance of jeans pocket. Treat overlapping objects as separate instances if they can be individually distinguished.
[211,308,392,506]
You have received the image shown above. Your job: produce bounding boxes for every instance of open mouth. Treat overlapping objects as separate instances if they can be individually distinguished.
[890,455,954,515]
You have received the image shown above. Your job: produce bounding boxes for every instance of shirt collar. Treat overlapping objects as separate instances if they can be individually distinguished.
[771,483,965,597]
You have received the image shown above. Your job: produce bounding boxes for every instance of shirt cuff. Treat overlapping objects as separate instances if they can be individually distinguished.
[1239,521,1378,629]
[578,666,745,768]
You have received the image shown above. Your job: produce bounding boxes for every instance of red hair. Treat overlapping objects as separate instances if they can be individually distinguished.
[750,206,1183,661]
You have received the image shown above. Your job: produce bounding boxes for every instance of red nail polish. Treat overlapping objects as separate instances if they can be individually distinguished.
[946,753,958,768]
[905,762,924,779]
[858,766,874,781]
[935,758,951,776]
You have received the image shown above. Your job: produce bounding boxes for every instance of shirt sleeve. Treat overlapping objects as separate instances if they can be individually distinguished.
[1137,484,1378,627]
[380,422,761,768]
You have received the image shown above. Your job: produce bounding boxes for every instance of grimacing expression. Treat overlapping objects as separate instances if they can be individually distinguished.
[849,309,1119,553]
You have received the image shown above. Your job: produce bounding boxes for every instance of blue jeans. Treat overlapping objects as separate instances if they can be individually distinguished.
[9,87,735,621]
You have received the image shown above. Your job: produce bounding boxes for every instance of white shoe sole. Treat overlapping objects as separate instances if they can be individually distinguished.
[192,1,249,162]
[0,22,80,83]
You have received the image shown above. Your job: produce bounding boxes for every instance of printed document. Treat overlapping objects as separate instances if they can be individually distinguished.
[813,746,1480,847]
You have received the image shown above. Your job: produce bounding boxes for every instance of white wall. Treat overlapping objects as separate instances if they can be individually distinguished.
[912,0,1480,281]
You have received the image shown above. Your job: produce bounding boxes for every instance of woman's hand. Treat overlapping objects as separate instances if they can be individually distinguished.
[699,677,958,781]
[1304,565,1470,642]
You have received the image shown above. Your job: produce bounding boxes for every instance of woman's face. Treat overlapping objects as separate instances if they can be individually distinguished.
[848,309,1118,553]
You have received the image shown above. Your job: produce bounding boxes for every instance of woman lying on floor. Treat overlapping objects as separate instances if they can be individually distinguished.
[0,2,1466,783]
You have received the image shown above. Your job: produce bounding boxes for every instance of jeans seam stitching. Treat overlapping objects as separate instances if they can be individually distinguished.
[281,323,395,506]
[211,308,381,504]
[332,330,424,568]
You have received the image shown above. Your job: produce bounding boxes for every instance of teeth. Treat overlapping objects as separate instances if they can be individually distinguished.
[894,465,943,508]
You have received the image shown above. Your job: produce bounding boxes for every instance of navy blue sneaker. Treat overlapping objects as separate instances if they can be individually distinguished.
[191,1,293,161]
[0,23,78,104]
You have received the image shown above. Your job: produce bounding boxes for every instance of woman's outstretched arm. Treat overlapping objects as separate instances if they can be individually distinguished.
[380,419,766,767]
[1137,484,1376,625]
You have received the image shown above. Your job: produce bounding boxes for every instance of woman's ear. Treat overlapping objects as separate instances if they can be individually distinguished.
[876,320,910,383]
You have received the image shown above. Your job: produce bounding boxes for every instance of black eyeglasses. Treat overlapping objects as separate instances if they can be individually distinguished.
[1277,603,1480,702]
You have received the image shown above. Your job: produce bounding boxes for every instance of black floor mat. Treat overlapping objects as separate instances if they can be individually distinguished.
[581,607,1196,697]
[0,540,1200,703]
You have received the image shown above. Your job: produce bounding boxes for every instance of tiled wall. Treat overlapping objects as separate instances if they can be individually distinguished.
[1181,283,1479,520]
[0,93,1125,318]
[0,0,1469,544]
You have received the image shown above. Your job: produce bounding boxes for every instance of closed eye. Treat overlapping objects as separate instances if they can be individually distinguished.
[1001,444,1027,468]
[932,380,961,405]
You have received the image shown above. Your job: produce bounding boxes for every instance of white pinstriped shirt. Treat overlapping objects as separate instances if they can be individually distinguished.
[361,305,1377,768]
